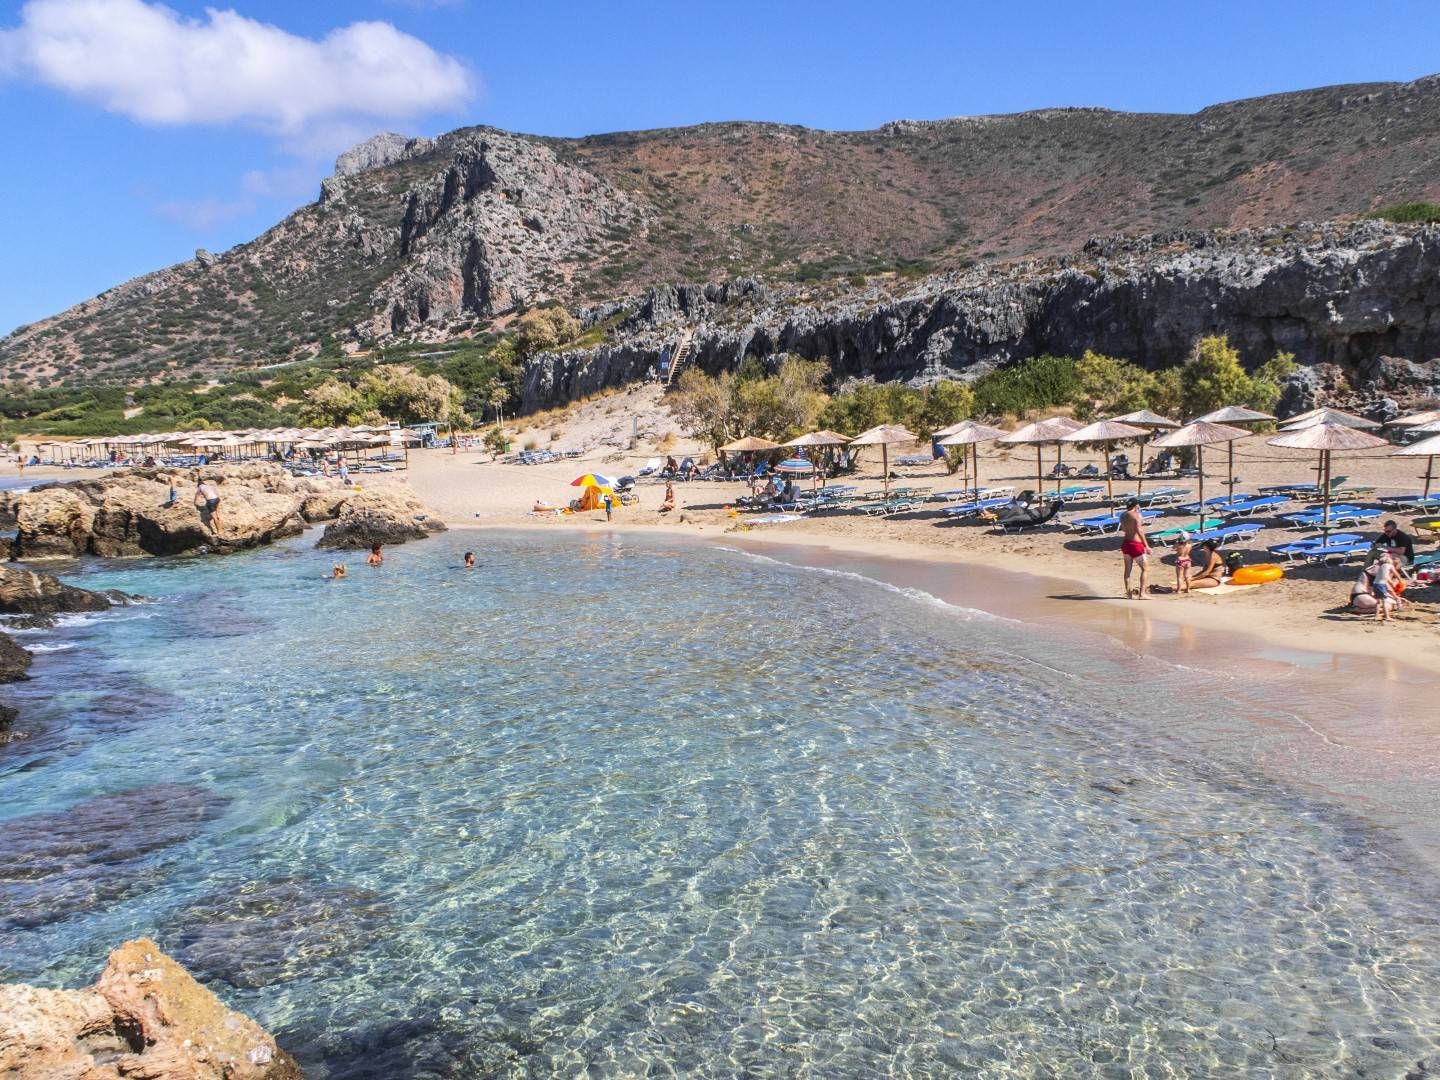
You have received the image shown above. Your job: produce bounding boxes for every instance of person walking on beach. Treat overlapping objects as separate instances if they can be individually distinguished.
[602,491,614,522]
[1119,499,1149,598]
[194,478,221,533]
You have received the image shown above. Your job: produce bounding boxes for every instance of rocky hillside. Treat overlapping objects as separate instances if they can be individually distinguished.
[5,73,1440,384]
[520,220,1440,413]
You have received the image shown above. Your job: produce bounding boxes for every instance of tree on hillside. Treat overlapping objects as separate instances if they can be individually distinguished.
[300,377,370,425]
[516,307,581,357]
[1180,335,1253,417]
[1072,350,1158,420]
[671,356,830,448]
[671,368,739,450]
[301,365,468,426]
[1248,351,1298,414]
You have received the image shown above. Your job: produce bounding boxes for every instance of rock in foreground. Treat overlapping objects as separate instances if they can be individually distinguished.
[0,565,121,615]
[4,464,443,561]
[0,937,302,1079]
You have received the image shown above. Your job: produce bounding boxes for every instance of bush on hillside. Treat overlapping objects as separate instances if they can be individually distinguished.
[1367,201,1440,224]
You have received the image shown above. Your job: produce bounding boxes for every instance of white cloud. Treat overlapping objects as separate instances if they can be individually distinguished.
[0,0,475,134]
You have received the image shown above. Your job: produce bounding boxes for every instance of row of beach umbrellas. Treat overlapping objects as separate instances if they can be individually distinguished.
[712,401,1440,530]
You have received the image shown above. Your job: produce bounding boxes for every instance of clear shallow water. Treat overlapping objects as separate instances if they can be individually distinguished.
[3,531,1440,1078]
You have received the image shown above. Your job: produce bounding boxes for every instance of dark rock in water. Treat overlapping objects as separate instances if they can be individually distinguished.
[0,566,117,616]
[0,936,303,1078]
[0,784,228,929]
[168,879,391,989]
[315,491,448,550]
[285,1011,533,1079]
[3,612,58,629]
[0,702,16,735]
[0,630,32,683]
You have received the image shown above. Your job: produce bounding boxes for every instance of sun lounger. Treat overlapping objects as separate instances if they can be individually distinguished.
[1283,506,1380,529]
[1123,487,1189,506]
[858,499,920,517]
[943,496,1012,518]
[928,488,978,502]
[1192,521,1266,544]
[1176,494,1255,512]
[1379,493,1440,510]
[894,454,934,467]
[1297,541,1374,565]
[1210,495,1290,517]
[1065,509,1161,534]
[1267,534,1365,562]
[1147,518,1223,542]
[1053,484,1105,499]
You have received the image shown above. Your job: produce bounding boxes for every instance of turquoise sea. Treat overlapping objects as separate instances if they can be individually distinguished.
[3,529,1439,1077]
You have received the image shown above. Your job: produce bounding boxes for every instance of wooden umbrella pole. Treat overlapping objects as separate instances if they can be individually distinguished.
[1196,445,1205,532]
[1424,455,1434,501]
[1321,449,1332,546]
[1104,440,1114,505]
[882,444,889,499]
[1138,435,1147,498]
[1228,441,1236,505]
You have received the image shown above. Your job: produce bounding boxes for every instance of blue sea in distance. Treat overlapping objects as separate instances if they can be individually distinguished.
[3,529,1440,1077]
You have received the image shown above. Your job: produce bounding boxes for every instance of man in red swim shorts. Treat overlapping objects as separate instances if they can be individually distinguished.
[1119,498,1149,599]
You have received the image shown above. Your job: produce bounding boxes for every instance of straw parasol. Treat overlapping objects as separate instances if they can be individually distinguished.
[1280,407,1380,430]
[1151,420,1251,529]
[1267,422,1390,544]
[997,416,1084,494]
[849,424,918,499]
[1060,419,1150,504]
[1391,408,1440,429]
[783,430,850,447]
[1392,429,1440,503]
[936,420,1010,499]
[1193,405,1276,502]
[720,436,781,453]
[1111,409,1181,497]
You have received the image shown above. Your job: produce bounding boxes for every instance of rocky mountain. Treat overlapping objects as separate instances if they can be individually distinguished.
[520,220,1440,413]
[4,74,1440,388]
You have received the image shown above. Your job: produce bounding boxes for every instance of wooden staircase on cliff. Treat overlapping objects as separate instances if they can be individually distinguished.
[664,329,695,386]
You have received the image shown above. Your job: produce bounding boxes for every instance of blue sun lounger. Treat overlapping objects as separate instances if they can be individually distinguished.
[1211,495,1290,517]
[1296,540,1374,565]
[1176,493,1256,512]
[1190,521,1267,544]
[1066,509,1161,534]
[1379,493,1440,511]
[943,496,1012,518]
[1283,506,1380,529]
[1053,484,1105,500]
[1267,534,1365,562]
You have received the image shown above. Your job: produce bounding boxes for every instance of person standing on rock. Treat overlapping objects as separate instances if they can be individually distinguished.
[194,478,221,533]
[338,454,350,486]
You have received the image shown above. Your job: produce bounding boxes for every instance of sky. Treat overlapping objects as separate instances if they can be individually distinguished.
[2,0,1439,337]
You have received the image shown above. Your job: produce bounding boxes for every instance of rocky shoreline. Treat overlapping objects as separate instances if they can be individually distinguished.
[0,938,302,1078]
[3,463,445,560]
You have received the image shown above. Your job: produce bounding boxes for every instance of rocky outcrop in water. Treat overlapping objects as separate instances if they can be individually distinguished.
[315,489,448,549]
[0,937,302,1079]
[0,631,32,684]
[4,465,443,560]
[0,565,121,615]
[519,222,1440,412]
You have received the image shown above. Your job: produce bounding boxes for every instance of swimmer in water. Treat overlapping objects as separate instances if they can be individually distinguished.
[464,551,475,567]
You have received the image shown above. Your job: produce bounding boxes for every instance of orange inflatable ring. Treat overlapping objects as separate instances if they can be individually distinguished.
[1230,564,1284,585]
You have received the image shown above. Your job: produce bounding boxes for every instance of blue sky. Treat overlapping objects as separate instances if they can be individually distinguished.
[2,0,1439,337]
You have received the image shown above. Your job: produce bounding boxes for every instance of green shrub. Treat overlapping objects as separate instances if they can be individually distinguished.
[972,355,1079,418]
[1367,201,1440,224]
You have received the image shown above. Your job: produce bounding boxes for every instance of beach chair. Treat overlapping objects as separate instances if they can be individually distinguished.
[1142,486,1190,506]
[1192,521,1266,544]
[1177,494,1254,512]
[1065,509,1160,535]
[636,457,662,477]
[943,496,1012,518]
[1283,506,1380,529]
[1147,519,1223,542]
[1267,534,1364,563]
[928,488,978,502]
[895,454,934,467]
[1298,540,1374,566]
[1380,493,1440,510]
[1212,495,1290,517]
[1054,484,1105,500]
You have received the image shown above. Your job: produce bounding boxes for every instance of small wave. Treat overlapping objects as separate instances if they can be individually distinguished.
[718,545,1012,624]
[25,642,76,653]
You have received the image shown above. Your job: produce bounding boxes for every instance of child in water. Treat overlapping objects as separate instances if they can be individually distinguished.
[464,552,475,568]
[1173,530,1192,595]
[329,564,347,579]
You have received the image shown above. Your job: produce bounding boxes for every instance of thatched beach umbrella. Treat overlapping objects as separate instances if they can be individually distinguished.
[1392,429,1440,503]
[849,424,918,499]
[1267,422,1390,544]
[1151,420,1250,529]
[1060,419,1150,504]
[1194,405,1276,502]
[783,430,851,485]
[1111,409,1180,497]
[1391,408,1440,430]
[937,420,1010,498]
[997,416,1084,494]
[1281,407,1380,431]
